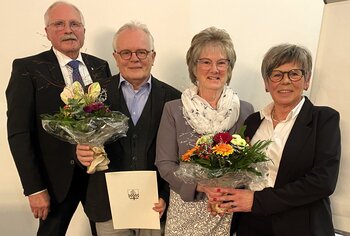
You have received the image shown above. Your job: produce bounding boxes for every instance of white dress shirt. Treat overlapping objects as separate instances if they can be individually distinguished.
[53,47,93,86]
[251,97,305,190]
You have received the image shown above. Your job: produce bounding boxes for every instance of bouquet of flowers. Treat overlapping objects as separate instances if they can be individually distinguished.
[41,81,129,174]
[175,130,271,212]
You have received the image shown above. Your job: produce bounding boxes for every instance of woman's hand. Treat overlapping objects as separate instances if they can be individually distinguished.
[153,198,166,218]
[211,188,254,213]
[197,184,223,199]
[76,144,94,166]
[197,184,228,216]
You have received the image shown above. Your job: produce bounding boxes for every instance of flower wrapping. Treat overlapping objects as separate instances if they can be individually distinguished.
[41,82,129,174]
[175,130,271,213]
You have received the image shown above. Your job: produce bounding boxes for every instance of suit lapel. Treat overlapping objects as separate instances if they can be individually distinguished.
[142,77,165,149]
[274,98,313,187]
[106,75,167,149]
[244,99,314,188]
[105,75,133,127]
[82,53,110,86]
[41,49,66,88]
[105,75,121,110]
[243,113,263,141]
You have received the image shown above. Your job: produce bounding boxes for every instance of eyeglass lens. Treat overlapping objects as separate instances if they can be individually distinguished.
[49,21,83,30]
[197,59,230,70]
[269,69,304,82]
[118,50,151,60]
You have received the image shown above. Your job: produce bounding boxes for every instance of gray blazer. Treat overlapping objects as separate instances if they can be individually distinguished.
[155,99,254,201]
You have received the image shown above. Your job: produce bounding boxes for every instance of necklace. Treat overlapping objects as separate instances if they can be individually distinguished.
[271,108,282,123]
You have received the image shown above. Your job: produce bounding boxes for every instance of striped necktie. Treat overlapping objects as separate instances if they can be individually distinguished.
[67,60,84,86]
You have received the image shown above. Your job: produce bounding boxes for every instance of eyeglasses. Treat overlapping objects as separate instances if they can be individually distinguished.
[116,49,153,60]
[197,58,230,71]
[48,20,84,31]
[269,69,305,82]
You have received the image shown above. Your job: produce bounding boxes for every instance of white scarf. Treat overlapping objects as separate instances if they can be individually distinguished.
[182,85,240,135]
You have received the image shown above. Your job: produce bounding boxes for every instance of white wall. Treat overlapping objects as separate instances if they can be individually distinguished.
[0,0,324,235]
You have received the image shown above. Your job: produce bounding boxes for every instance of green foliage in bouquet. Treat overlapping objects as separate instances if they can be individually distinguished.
[180,127,271,176]
[41,81,129,144]
[42,82,114,131]
[41,82,129,173]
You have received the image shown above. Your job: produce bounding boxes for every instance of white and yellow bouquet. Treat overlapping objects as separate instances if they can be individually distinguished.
[41,82,129,174]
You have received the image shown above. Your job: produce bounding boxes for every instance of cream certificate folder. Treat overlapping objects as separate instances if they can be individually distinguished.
[105,171,160,230]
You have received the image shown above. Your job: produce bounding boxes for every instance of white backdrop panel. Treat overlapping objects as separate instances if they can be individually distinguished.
[311,1,350,233]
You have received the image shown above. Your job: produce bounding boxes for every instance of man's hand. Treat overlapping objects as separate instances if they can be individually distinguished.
[76,144,94,166]
[211,188,254,213]
[153,198,166,218]
[28,190,50,220]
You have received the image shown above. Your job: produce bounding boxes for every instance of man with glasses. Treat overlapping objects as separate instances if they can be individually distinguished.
[6,1,111,235]
[76,22,181,236]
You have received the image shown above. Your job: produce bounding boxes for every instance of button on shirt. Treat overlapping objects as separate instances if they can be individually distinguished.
[119,76,152,125]
[250,97,305,190]
[53,47,93,86]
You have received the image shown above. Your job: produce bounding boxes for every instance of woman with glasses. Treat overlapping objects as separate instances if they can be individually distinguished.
[155,27,254,235]
[210,44,341,236]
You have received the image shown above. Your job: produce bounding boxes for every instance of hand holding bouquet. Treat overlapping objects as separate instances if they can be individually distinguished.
[175,130,271,213]
[41,82,129,174]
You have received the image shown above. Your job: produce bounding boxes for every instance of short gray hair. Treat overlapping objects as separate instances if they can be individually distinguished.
[186,27,236,85]
[261,44,312,81]
[112,21,154,52]
[44,1,85,26]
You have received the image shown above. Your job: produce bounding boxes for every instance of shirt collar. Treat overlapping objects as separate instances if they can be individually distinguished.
[52,47,85,67]
[118,74,152,91]
[260,97,306,121]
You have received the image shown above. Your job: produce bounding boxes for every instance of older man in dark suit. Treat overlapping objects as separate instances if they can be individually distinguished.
[76,22,181,236]
[6,1,111,235]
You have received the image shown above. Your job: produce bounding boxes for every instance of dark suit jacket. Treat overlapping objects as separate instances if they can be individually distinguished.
[84,74,181,222]
[6,49,111,203]
[232,97,341,236]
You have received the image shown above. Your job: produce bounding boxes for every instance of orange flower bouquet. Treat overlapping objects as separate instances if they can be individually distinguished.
[175,130,271,213]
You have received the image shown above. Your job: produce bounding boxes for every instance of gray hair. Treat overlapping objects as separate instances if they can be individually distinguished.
[261,43,312,81]
[112,21,155,52]
[44,1,85,26]
[186,27,236,85]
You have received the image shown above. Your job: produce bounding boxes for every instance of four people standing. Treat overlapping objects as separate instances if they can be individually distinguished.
[6,2,341,235]
[6,1,111,235]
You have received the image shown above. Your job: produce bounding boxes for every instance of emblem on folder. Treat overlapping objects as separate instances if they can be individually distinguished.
[128,189,140,200]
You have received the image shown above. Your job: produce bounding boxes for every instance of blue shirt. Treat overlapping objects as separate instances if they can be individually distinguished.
[119,75,152,125]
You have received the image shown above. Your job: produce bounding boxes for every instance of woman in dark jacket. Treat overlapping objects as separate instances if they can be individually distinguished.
[210,44,341,236]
